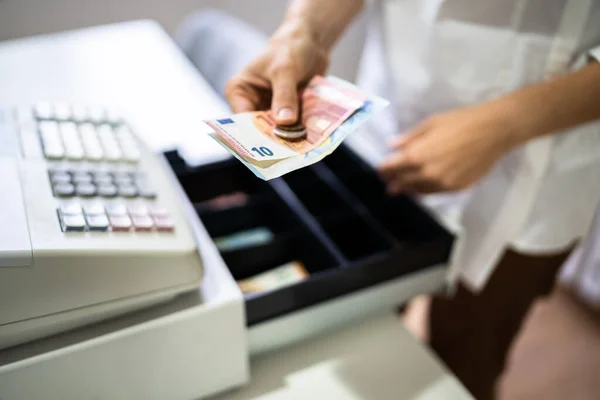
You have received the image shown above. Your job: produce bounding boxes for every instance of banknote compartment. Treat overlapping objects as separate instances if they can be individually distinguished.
[177,157,272,203]
[222,228,338,280]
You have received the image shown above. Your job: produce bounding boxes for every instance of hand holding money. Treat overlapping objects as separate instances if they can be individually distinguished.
[206,76,388,179]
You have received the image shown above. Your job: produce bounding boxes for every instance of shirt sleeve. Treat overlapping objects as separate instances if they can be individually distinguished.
[588,45,600,62]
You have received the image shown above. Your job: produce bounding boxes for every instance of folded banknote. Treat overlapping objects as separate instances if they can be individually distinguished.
[204,76,389,180]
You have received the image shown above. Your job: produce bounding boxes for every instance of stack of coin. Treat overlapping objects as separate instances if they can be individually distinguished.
[273,122,307,140]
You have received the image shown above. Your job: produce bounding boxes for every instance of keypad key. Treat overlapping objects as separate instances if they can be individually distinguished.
[106,109,124,125]
[117,184,138,198]
[153,216,174,232]
[88,106,106,123]
[59,201,83,215]
[83,202,105,216]
[34,102,54,120]
[149,205,169,218]
[50,172,72,185]
[60,122,85,161]
[94,176,114,186]
[109,215,132,232]
[79,123,104,161]
[137,183,157,199]
[75,183,97,197]
[97,183,118,198]
[53,183,76,197]
[127,204,149,217]
[60,213,87,232]
[73,175,93,184]
[123,147,141,163]
[114,176,134,186]
[54,103,72,121]
[132,215,154,232]
[86,214,110,231]
[71,105,89,122]
[93,170,112,180]
[112,171,134,180]
[43,145,66,160]
[72,170,92,181]
[106,203,128,216]
[48,165,70,175]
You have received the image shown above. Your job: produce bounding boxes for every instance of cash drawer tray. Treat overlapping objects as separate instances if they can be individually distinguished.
[166,145,454,326]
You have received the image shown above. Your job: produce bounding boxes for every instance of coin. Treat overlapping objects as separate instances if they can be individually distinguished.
[273,122,307,140]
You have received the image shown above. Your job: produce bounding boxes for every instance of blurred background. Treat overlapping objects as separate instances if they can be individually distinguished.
[0,0,366,81]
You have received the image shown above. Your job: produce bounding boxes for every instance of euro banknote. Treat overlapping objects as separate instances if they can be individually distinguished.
[205,76,388,179]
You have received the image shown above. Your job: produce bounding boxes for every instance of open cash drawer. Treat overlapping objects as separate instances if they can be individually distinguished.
[166,144,454,327]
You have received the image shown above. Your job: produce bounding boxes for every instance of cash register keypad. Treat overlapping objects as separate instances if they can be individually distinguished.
[27,102,172,234]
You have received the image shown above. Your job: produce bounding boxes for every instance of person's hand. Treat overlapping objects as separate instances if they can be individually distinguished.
[378,103,521,194]
[225,21,329,125]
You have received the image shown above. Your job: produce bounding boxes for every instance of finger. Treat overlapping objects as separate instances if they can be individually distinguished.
[270,65,299,125]
[385,169,422,195]
[378,151,419,178]
[225,78,260,113]
[389,124,428,150]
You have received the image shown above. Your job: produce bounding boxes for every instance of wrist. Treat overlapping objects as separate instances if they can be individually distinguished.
[271,18,326,52]
[486,94,537,151]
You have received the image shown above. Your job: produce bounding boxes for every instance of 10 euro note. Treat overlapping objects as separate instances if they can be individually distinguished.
[204,75,388,180]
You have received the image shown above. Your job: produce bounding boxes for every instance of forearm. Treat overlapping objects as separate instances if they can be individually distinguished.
[282,0,364,50]
[501,61,600,147]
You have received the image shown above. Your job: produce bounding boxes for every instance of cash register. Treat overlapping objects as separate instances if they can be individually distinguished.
[0,102,203,350]
[0,100,454,398]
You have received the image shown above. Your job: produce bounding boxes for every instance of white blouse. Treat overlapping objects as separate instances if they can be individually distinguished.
[350,0,600,290]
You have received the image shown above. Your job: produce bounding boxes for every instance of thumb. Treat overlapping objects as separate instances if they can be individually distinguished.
[271,66,299,125]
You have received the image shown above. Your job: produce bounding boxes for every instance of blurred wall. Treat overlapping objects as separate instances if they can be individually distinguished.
[0,0,366,80]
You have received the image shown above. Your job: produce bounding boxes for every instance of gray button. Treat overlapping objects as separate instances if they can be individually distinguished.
[94,176,114,186]
[53,183,75,197]
[59,201,83,215]
[97,183,118,198]
[112,170,133,180]
[48,165,70,175]
[83,202,105,216]
[72,171,92,181]
[50,172,72,185]
[60,214,86,232]
[86,214,110,231]
[114,177,134,186]
[117,184,138,198]
[75,183,97,197]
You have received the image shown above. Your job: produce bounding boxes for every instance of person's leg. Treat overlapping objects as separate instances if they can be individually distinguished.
[428,248,573,400]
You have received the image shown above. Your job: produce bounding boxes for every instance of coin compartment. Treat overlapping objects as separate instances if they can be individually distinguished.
[196,196,296,238]
[317,213,392,261]
[282,168,353,218]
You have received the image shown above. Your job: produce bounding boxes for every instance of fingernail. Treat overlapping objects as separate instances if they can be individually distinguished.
[277,108,294,121]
